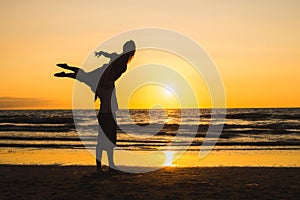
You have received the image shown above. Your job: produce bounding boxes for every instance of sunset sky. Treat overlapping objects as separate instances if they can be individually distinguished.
[0,0,299,109]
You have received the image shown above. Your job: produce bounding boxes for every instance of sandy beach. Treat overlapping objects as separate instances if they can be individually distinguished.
[0,165,299,199]
[1,147,300,199]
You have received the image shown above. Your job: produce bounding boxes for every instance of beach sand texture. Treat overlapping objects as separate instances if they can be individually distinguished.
[1,165,299,199]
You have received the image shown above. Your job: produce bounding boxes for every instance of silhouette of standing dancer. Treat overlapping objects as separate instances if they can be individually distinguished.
[54,40,136,174]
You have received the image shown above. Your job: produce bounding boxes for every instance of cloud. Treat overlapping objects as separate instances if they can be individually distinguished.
[0,97,55,109]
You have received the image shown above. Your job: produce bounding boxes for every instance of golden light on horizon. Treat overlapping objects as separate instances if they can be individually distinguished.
[128,84,181,109]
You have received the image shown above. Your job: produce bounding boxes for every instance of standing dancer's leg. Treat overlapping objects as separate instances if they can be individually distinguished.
[107,113,117,172]
[96,138,103,173]
[97,112,117,173]
[107,147,116,168]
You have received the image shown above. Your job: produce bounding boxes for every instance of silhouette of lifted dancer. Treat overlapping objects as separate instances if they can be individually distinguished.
[54,40,136,174]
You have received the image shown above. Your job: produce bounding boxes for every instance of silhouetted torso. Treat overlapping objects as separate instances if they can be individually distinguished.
[95,52,130,113]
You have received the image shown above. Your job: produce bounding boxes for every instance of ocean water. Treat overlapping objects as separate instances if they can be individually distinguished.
[0,108,299,152]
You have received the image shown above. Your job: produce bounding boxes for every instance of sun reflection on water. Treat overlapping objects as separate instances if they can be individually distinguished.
[163,151,176,167]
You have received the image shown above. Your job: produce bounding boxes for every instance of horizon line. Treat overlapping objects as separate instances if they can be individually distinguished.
[0,106,299,111]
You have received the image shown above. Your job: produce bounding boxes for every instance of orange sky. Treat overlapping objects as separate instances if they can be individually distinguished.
[0,0,299,109]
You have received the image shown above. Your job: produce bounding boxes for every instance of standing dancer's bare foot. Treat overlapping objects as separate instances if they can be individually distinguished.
[108,166,122,174]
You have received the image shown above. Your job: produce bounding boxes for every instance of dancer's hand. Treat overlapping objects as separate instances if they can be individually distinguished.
[94,51,103,58]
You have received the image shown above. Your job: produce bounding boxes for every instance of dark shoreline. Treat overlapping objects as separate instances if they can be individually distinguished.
[1,165,299,199]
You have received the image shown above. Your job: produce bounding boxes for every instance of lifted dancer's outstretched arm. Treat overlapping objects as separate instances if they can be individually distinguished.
[94,51,118,60]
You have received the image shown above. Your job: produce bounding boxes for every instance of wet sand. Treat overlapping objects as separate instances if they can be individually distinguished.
[1,148,300,167]
[0,165,299,199]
